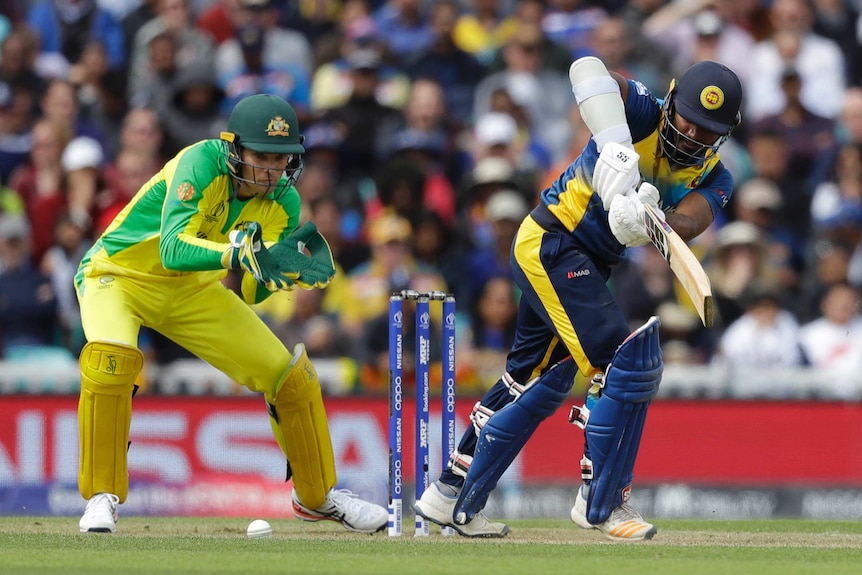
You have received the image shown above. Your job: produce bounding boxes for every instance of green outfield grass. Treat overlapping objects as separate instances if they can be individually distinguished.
[2,517,862,575]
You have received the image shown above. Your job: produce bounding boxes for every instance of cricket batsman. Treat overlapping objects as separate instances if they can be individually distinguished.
[75,94,388,534]
[415,59,743,540]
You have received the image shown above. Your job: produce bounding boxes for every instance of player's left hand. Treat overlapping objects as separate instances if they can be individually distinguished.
[608,182,664,247]
[269,222,336,289]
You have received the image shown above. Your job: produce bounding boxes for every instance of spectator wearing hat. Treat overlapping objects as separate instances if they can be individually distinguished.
[408,0,485,128]
[462,188,528,304]
[469,111,542,198]
[127,30,179,113]
[159,60,227,154]
[455,155,537,253]
[214,0,314,120]
[706,221,783,327]
[473,23,572,165]
[733,177,805,299]
[0,214,60,360]
[336,212,447,338]
[62,135,105,234]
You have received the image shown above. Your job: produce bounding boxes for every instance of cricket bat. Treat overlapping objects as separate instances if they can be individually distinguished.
[642,203,714,327]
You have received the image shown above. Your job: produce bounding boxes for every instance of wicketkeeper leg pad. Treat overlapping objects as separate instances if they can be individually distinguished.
[584,317,662,525]
[78,340,144,503]
[453,358,577,525]
[267,343,337,510]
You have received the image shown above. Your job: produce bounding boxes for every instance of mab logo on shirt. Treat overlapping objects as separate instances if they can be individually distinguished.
[567,269,591,279]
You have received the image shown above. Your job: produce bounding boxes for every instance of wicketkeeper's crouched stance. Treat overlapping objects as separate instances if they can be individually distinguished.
[75,94,387,534]
[415,57,741,540]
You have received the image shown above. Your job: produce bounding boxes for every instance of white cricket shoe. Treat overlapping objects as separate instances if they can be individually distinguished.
[292,488,387,533]
[414,481,509,538]
[79,493,120,533]
[570,486,656,541]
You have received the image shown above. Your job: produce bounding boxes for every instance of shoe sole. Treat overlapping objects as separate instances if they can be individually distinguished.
[293,503,385,534]
[80,527,116,533]
[572,499,656,541]
[601,527,657,542]
[414,505,509,539]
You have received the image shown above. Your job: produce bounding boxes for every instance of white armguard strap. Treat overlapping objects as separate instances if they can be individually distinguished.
[569,57,632,152]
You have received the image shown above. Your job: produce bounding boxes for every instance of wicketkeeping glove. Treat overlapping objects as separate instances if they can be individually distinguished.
[608,182,664,247]
[223,222,297,291]
[592,141,641,210]
[268,222,336,290]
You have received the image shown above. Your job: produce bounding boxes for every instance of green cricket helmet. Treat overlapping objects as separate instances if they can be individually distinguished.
[220,94,305,196]
[659,61,742,167]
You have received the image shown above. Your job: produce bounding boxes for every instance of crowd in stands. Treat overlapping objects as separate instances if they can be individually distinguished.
[0,0,861,395]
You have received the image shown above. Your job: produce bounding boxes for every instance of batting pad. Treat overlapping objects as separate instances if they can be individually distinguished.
[584,317,662,524]
[78,341,144,503]
[268,343,337,510]
[454,359,576,525]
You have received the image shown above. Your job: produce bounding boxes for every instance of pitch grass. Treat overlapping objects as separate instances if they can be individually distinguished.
[2,517,862,575]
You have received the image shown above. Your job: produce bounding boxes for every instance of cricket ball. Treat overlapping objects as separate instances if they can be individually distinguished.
[247,519,272,539]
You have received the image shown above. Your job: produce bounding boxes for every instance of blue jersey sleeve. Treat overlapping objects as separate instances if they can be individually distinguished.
[694,162,734,218]
[623,80,662,144]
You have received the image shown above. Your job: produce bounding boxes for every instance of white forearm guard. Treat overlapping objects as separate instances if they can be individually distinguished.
[569,57,632,152]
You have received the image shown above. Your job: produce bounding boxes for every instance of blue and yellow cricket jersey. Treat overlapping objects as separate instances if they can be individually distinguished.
[534,79,734,267]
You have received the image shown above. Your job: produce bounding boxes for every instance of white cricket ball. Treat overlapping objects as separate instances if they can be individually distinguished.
[247,519,272,539]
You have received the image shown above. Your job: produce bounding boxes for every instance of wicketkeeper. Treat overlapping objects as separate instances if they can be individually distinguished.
[415,60,743,540]
[75,94,387,534]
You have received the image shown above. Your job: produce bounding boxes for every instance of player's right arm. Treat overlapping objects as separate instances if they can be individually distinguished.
[158,143,241,272]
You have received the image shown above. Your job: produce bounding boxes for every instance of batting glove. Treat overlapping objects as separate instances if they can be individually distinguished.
[223,222,297,291]
[592,142,641,210]
[608,182,664,247]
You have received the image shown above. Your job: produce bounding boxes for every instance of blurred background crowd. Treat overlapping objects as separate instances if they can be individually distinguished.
[0,0,861,396]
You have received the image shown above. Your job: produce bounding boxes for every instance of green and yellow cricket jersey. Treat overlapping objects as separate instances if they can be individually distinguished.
[76,139,301,304]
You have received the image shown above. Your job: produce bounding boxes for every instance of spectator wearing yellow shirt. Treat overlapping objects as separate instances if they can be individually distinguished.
[452,0,520,65]
[336,212,447,338]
